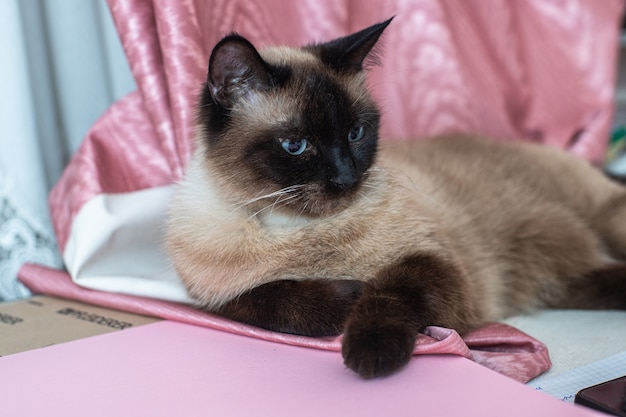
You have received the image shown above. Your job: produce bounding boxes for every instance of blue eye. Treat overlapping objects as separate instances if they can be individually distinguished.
[348,125,365,142]
[280,138,308,155]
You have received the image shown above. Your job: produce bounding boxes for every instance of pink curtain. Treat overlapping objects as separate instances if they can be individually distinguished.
[49,0,624,252]
[22,0,625,382]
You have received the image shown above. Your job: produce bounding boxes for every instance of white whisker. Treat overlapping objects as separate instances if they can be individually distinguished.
[357,189,373,204]
[235,185,306,220]
[238,185,304,208]
[247,197,294,221]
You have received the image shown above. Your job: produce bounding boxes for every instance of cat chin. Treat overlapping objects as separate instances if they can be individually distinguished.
[253,193,358,223]
[257,210,313,228]
[289,188,362,218]
[303,196,360,218]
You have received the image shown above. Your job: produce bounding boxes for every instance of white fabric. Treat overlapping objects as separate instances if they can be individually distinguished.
[0,0,63,300]
[0,0,135,300]
[503,310,626,380]
[0,175,61,299]
[64,185,193,303]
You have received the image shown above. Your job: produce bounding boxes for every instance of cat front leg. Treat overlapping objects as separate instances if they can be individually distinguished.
[342,254,476,378]
[215,279,363,337]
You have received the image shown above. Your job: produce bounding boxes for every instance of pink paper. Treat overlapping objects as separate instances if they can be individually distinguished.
[0,320,600,417]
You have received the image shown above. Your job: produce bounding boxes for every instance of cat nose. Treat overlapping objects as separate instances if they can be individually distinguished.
[329,172,359,192]
[328,148,359,192]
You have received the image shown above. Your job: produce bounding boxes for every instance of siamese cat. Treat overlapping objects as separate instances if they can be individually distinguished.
[166,18,626,378]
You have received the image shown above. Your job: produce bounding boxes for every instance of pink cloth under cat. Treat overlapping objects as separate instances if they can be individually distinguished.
[20,0,624,383]
[19,263,551,383]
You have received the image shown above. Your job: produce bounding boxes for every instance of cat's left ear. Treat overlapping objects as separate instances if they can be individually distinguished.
[309,17,393,73]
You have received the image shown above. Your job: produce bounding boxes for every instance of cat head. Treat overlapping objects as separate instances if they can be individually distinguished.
[196,18,392,218]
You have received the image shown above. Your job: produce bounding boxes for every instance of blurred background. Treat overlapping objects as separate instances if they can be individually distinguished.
[0,0,135,299]
[607,24,626,171]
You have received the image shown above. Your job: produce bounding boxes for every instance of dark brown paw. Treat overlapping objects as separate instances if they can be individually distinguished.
[341,297,419,378]
[342,321,416,378]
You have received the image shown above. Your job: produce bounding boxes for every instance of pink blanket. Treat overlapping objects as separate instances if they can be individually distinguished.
[22,0,624,384]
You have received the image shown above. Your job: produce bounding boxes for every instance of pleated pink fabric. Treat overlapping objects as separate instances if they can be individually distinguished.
[19,263,550,383]
[23,0,624,383]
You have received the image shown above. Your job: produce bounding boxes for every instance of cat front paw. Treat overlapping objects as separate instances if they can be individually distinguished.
[342,321,416,378]
[341,297,419,378]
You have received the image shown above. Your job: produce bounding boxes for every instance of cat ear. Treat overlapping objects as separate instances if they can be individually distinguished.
[311,17,393,72]
[207,35,272,108]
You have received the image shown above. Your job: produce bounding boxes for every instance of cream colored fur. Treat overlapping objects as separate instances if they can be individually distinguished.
[167,133,623,324]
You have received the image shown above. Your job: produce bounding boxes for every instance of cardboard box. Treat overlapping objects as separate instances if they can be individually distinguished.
[0,295,160,356]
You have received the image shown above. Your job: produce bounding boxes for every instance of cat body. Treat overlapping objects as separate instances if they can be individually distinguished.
[166,19,626,378]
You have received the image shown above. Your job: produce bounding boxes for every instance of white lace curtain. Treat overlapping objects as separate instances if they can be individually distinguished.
[0,0,135,300]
